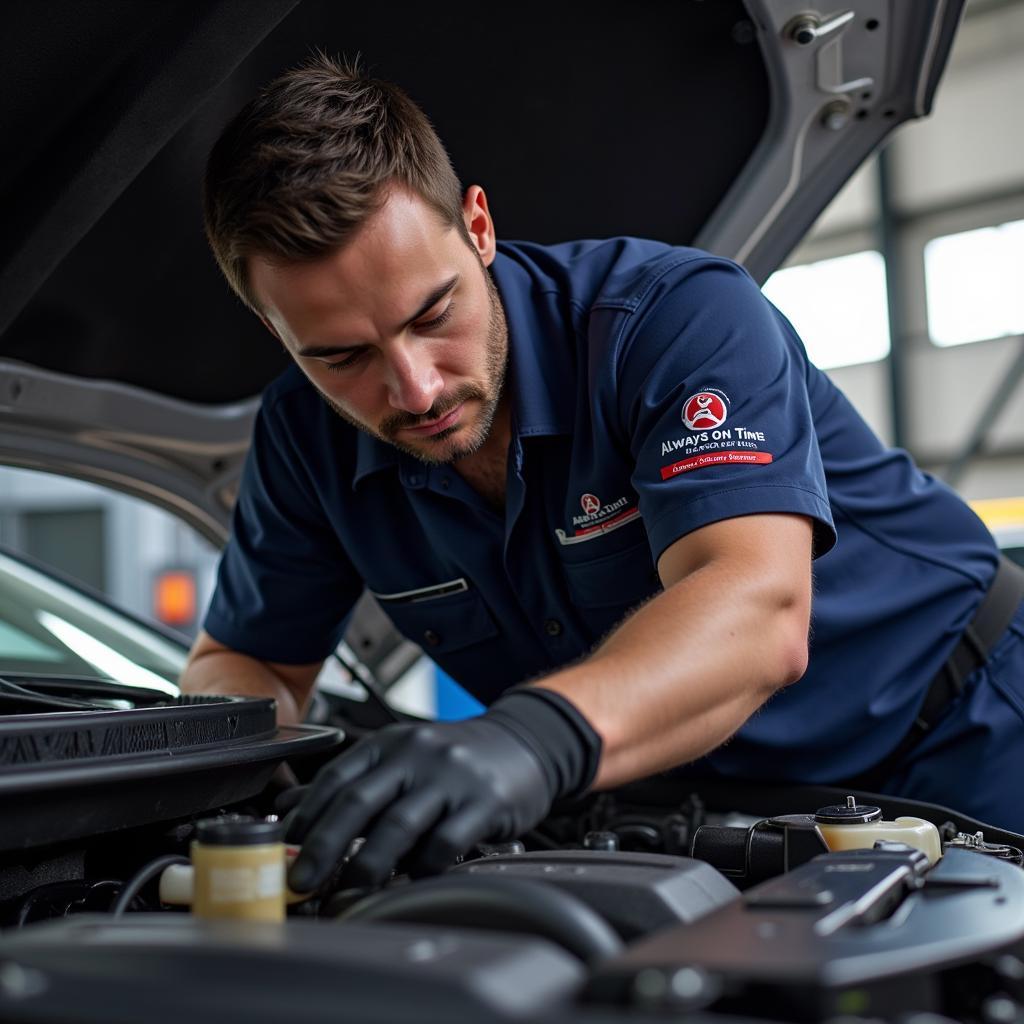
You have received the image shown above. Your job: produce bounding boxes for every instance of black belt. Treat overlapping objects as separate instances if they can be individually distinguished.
[842,554,1024,794]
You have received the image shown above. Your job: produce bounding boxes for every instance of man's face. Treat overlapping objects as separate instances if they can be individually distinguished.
[250,187,507,464]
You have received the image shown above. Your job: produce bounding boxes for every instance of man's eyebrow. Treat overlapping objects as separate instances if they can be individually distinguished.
[296,275,460,359]
[405,274,459,327]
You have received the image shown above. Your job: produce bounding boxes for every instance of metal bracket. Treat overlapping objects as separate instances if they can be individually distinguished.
[815,11,875,96]
[786,10,874,96]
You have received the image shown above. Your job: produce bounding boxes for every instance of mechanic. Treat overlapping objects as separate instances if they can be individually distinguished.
[180,56,1024,892]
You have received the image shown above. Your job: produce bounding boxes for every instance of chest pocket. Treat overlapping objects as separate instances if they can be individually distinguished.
[561,540,662,637]
[372,580,499,660]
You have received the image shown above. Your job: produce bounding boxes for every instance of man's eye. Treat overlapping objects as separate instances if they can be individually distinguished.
[323,351,366,373]
[417,303,455,331]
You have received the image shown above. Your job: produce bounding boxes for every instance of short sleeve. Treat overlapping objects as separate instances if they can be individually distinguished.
[615,258,836,563]
[203,398,364,663]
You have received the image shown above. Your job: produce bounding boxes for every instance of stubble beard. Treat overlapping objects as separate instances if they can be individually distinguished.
[320,267,508,466]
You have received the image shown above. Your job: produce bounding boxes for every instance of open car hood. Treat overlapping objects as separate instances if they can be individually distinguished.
[0,0,963,540]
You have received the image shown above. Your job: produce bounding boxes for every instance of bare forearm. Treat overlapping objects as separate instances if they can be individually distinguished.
[179,651,303,725]
[539,558,809,790]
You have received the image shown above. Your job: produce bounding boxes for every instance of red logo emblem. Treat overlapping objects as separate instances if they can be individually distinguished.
[580,493,601,515]
[682,391,728,430]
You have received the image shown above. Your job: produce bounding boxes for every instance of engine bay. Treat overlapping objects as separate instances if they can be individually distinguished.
[2,679,1024,1024]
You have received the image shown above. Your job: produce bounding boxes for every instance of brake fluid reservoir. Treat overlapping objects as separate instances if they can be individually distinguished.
[815,796,942,864]
[191,815,285,922]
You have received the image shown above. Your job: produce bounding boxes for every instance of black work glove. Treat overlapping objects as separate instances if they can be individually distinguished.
[284,687,602,891]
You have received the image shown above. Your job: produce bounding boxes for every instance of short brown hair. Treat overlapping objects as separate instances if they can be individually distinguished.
[203,53,465,311]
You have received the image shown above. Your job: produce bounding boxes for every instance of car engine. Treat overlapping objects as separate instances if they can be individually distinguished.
[2,676,1023,1024]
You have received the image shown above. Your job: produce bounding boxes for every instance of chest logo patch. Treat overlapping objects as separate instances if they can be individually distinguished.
[556,493,641,546]
[682,389,729,431]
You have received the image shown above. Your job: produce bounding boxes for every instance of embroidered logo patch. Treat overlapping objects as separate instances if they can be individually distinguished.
[556,493,641,546]
[682,389,729,431]
[662,387,770,479]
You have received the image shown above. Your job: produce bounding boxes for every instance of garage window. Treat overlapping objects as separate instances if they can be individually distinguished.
[925,218,1024,348]
[762,250,891,370]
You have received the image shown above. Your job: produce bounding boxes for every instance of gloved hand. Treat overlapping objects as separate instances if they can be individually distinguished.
[285,687,602,891]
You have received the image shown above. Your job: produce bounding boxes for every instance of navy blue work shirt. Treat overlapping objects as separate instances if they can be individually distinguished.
[205,238,1000,782]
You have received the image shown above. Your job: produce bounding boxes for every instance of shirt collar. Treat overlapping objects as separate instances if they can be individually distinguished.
[491,245,574,438]
[353,245,573,488]
[353,430,399,488]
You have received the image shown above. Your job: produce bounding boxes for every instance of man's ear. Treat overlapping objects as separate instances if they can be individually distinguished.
[462,185,496,267]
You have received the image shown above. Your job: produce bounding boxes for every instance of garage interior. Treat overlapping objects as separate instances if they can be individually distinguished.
[0,3,1024,1022]
[1,0,1022,631]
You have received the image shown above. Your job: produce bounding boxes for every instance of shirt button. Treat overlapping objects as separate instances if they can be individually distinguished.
[408,474,422,486]
[423,629,441,647]
[544,619,563,637]
[440,478,450,491]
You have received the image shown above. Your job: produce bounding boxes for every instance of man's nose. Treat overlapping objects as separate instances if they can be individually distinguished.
[385,342,444,414]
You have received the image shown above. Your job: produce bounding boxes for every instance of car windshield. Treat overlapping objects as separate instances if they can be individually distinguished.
[0,548,185,694]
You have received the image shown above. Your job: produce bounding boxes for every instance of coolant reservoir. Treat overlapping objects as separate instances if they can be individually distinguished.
[815,796,942,865]
[191,815,286,922]
[163,843,309,907]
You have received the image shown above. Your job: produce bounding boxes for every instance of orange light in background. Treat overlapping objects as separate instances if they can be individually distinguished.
[154,570,197,627]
